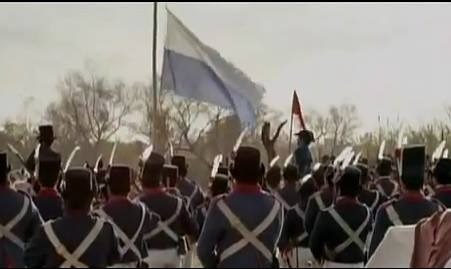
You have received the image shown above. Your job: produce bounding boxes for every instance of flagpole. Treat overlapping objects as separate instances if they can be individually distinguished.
[152,2,159,147]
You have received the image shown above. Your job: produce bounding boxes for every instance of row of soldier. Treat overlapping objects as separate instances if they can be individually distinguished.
[1,125,451,268]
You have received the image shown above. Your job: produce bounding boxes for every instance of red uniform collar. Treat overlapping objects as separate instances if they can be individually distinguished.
[38,187,59,198]
[233,183,262,194]
[336,196,358,205]
[107,195,130,205]
[435,185,451,194]
[65,209,90,217]
[401,191,425,202]
[143,187,166,195]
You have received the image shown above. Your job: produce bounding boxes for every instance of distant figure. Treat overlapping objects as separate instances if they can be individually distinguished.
[197,146,284,268]
[294,130,315,178]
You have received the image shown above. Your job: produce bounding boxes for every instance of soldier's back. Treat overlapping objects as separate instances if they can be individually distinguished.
[197,188,283,268]
[369,193,441,258]
[432,186,451,208]
[309,198,371,265]
[139,190,195,249]
[358,189,385,217]
[99,198,157,265]
[373,177,398,198]
[32,189,63,221]
[24,213,118,267]
[0,187,41,268]
[305,188,334,234]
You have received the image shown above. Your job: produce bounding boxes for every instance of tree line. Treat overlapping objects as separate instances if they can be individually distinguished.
[2,66,450,187]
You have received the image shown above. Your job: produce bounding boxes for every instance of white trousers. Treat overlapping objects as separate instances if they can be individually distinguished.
[108,262,138,268]
[323,260,364,268]
[281,247,318,268]
[144,248,181,268]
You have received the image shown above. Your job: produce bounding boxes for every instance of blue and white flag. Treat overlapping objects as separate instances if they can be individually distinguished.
[161,9,264,128]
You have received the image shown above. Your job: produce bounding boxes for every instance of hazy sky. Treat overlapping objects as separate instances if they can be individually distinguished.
[1,3,451,133]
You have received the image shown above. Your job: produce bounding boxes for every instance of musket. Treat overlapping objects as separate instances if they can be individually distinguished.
[284,154,294,167]
[233,127,248,154]
[210,154,223,178]
[63,146,80,173]
[94,154,103,174]
[269,155,280,168]
[6,143,32,177]
[33,143,41,179]
[378,140,386,160]
[333,146,352,168]
[141,144,154,163]
[109,142,118,167]
[341,150,355,171]
[352,151,362,166]
[432,141,446,162]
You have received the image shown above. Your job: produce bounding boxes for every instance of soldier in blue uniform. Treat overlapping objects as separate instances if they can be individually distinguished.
[275,164,306,267]
[431,158,451,208]
[264,165,282,194]
[309,166,371,268]
[32,153,63,222]
[0,152,42,268]
[95,165,159,267]
[25,167,119,267]
[294,130,314,178]
[368,145,443,259]
[197,146,284,268]
[171,155,205,211]
[356,163,385,218]
[372,157,399,199]
[194,173,230,231]
[304,164,335,236]
[139,153,198,268]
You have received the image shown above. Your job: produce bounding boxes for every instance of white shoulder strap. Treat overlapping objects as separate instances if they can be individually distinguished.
[0,195,30,249]
[385,204,403,226]
[314,193,326,210]
[328,207,370,255]
[376,184,388,197]
[391,183,399,197]
[370,192,380,211]
[144,198,182,242]
[188,185,199,207]
[218,199,280,262]
[44,219,104,268]
[291,203,305,220]
[96,204,145,259]
[273,191,290,210]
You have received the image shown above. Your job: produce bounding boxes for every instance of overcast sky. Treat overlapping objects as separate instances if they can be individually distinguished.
[1,3,451,134]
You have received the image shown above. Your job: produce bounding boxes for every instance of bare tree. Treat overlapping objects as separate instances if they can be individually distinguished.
[328,104,359,155]
[46,70,137,153]
[261,121,287,164]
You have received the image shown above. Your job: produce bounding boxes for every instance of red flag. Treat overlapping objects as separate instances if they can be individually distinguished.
[292,90,306,130]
